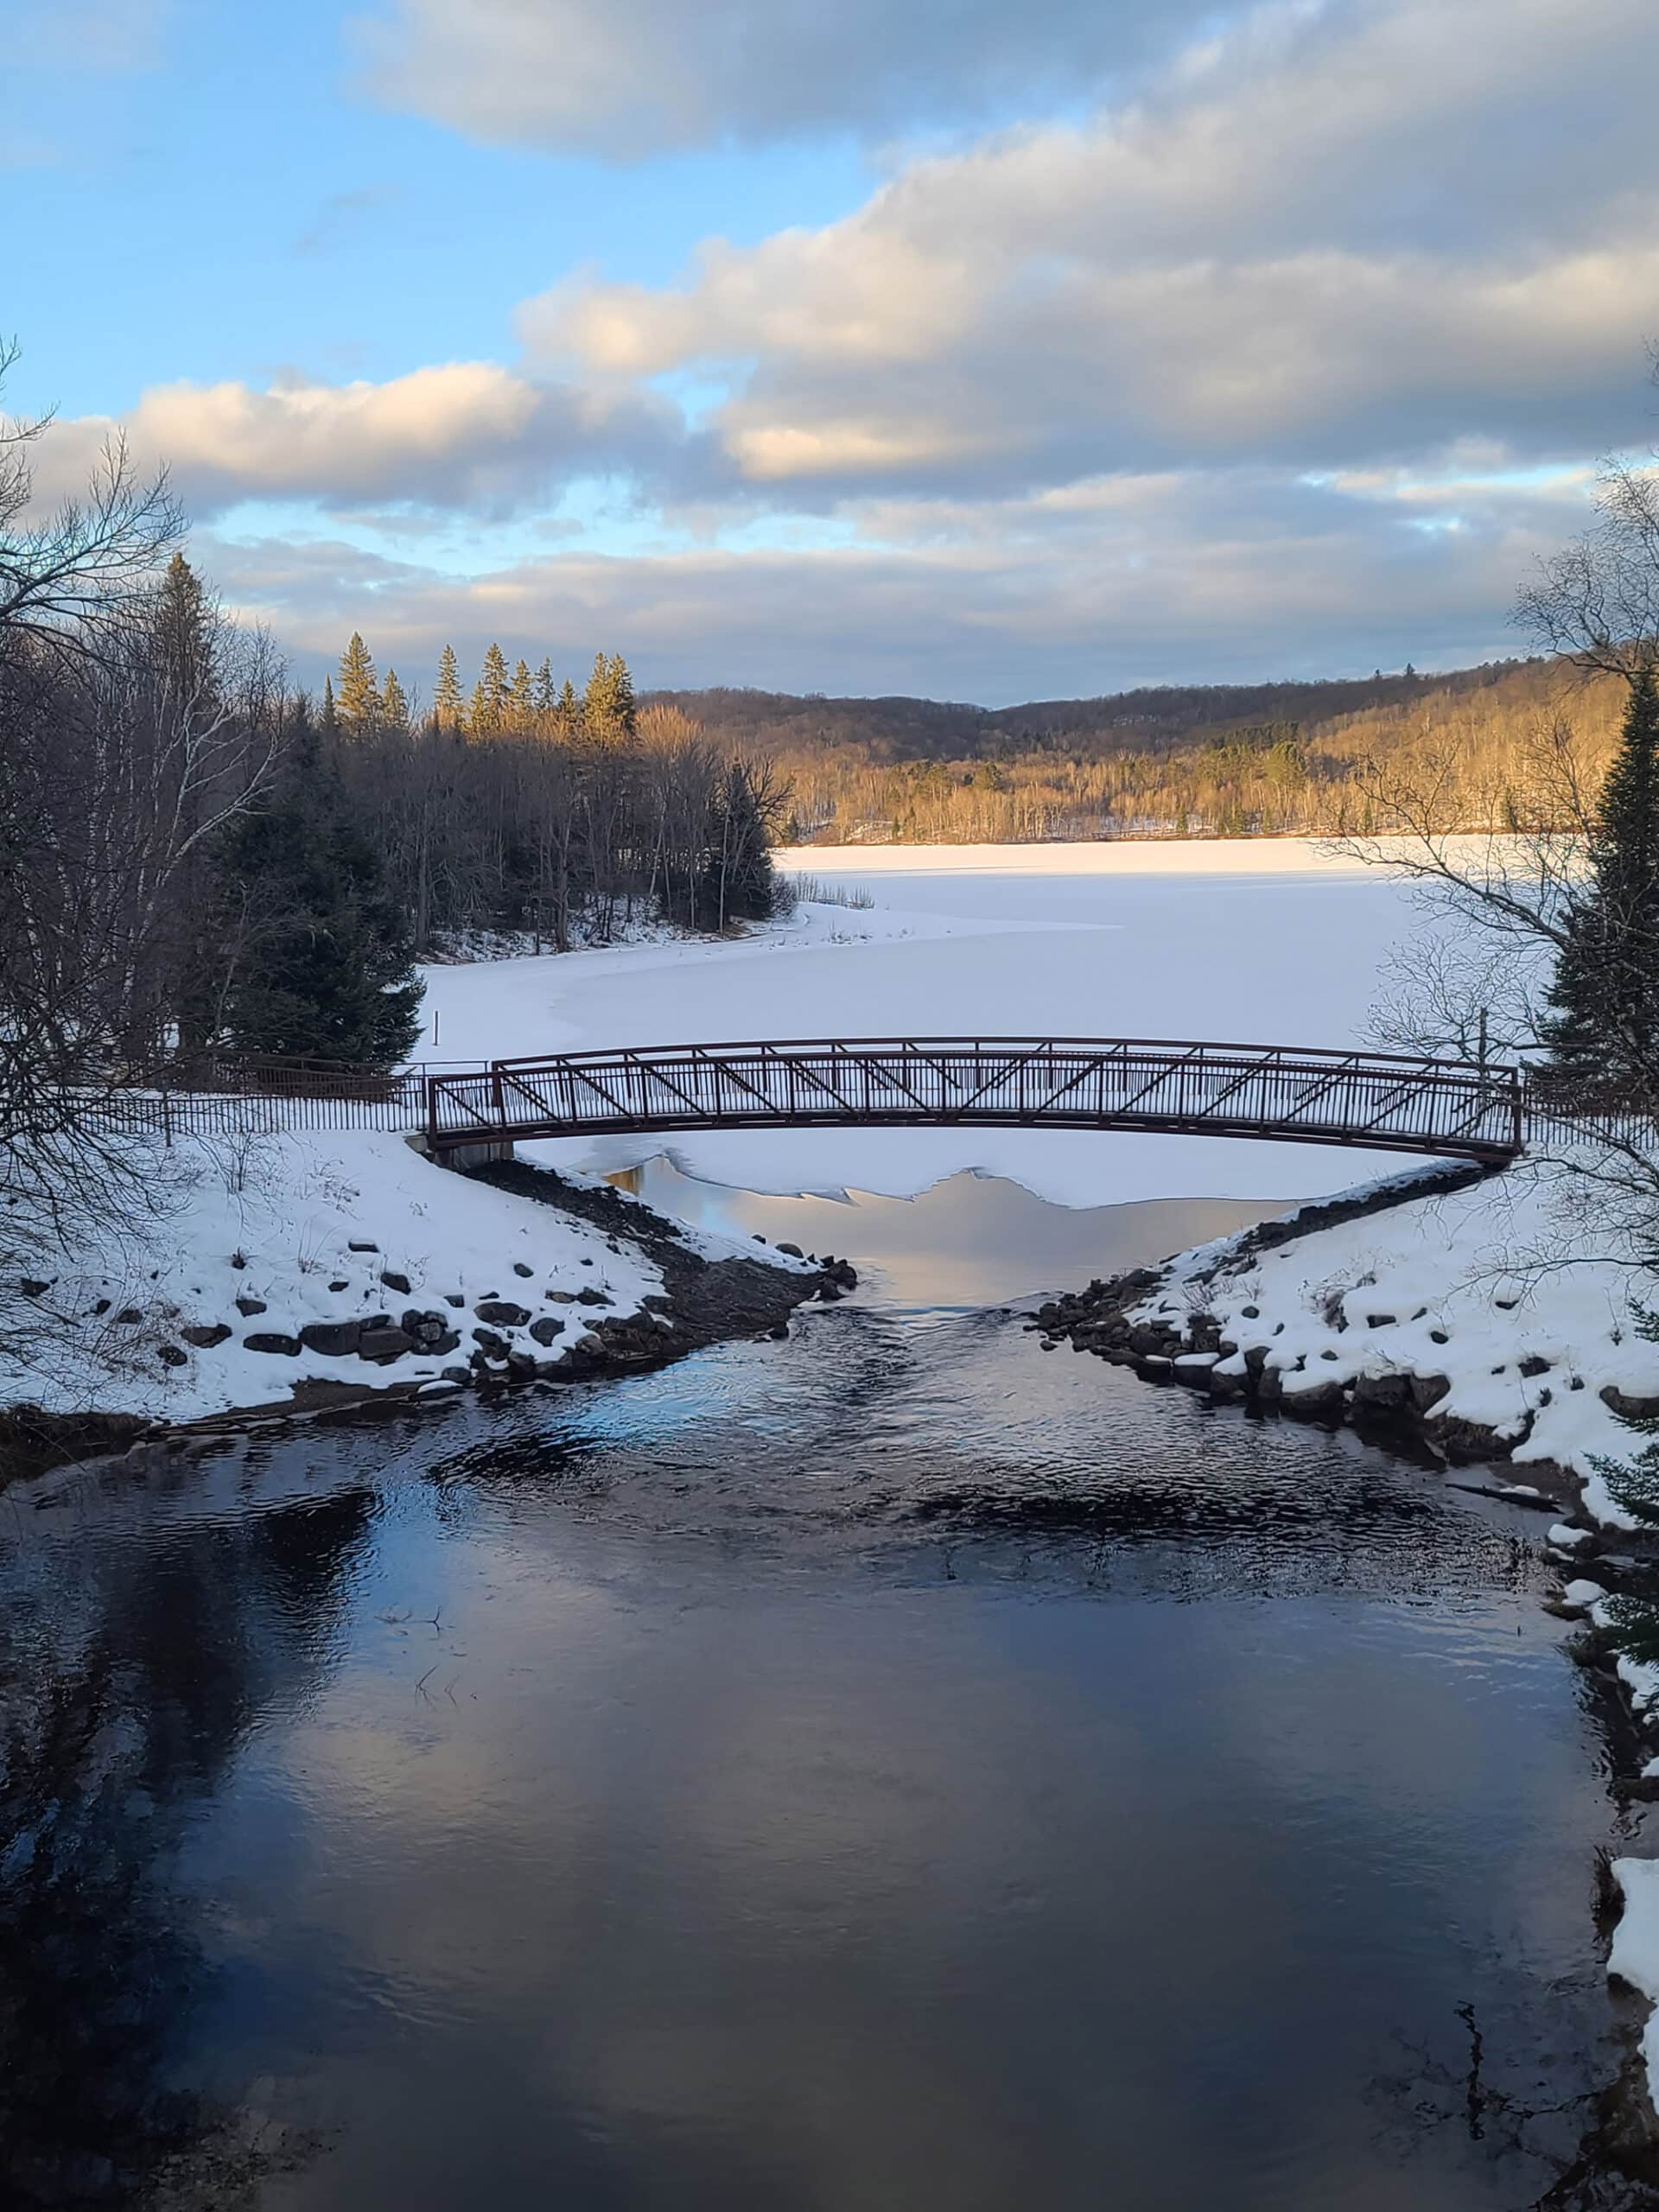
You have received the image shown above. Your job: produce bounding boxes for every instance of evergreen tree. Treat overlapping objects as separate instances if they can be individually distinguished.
[211,729,423,1067]
[381,667,410,734]
[584,651,638,743]
[336,632,380,731]
[321,676,338,735]
[433,644,466,732]
[533,657,555,715]
[509,657,535,728]
[152,551,217,708]
[1545,669,1659,1086]
[556,677,581,738]
[470,641,510,736]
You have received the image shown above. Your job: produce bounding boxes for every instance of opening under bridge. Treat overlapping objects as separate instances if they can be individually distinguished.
[423,1038,1527,1166]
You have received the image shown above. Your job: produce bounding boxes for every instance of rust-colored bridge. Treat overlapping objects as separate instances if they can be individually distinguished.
[423,1038,1526,1163]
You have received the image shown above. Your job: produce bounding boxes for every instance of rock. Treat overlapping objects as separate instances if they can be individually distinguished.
[575,1332,604,1354]
[358,1325,415,1363]
[474,1300,531,1327]
[580,1257,594,1268]
[429,1330,461,1355]
[1426,1411,1510,1464]
[444,1293,465,1308]
[1520,1355,1551,1378]
[575,1287,612,1307]
[1408,1372,1452,1411]
[181,1323,232,1349]
[157,1343,188,1368]
[402,1309,453,1344]
[299,1319,365,1357]
[1365,1313,1397,1329]
[92,1298,111,1315]
[1601,1385,1659,1421]
[1351,1371,1412,1410]
[1281,1378,1346,1420]
[817,1282,842,1301]
[235,1295,267,1318]
[442,1365,472,1384]
[472,1326,508,1356]
[348,1240,378,1253]
[529,1317,565,1346]
[115,1307,143,1325]
[328,1279,350,1293]
[379,1269,413,1296]
[505,1351,538,1380]
[230,1252,247,1270]
[20,1278,51,1298]
[512,1261,534,1278]
[244,1332,301,1356]
[777,1242,804,1258]
[545,1289,577,1303]
[643,1294,673,1312]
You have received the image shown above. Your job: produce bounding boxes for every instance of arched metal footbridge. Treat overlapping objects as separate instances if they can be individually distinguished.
[423,1038,1526,1164]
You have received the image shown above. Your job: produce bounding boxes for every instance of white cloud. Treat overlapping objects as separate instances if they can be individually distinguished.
[523,0,1659,494]
[353,0,1211,157]
[27,363,721,520]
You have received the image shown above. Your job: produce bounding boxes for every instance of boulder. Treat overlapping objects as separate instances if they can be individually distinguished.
[1409,1372,1452,1411]
[115,1307,143,1325]
[1281,1379,1346,1421]
[157,1344,188,1368]
[358,1325,416,1363]
[1601,1385,1659,1421]
[379,1269,413,1296]
[545,1289,577,1304]
[472,1326,508,1356]
[327,1279,350,1293]
[1425,1411,1510,1464]
[20,1279,52,1298]
[235,1295,267,1318]
[512,1262,534,1278]
[575,1332,604,1354]
[299,1319,365,1357]
[474,1300,531,1328]
[1351,1371,1412,1411]
[181,1323,232,1349]
[444,1293,466,1309]
[575,1287,612,1307]
[778,1242,804,1258]
[348,1240,378,1253]
[244,1332,301,1356]
[530,1317,565,1346]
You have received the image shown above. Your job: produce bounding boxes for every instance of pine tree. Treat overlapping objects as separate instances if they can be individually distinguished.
[510,658,535,728]
[533,657,555,715]
[152,551,217,709]
[471,641,510,736]
[336,632,380,732]
[381,667,410,734]
[584,652,637,744]
[1545,669,1659,1087]
[556,677,581,737]
[321,676,338,734]
[211,728,423,1067]
[433,644,466,732]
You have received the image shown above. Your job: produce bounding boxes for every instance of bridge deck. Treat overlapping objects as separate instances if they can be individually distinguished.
[424,1037,1525,1163]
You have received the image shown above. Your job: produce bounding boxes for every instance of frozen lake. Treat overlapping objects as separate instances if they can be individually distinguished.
[420,840,1437,1208]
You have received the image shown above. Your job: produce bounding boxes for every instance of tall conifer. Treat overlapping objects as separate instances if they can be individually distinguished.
[433,645,466,732]
[336,632,379,731]
[1546,668,1659,1087]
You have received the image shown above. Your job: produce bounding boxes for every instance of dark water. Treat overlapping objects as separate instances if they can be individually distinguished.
[0,1177,1648,2210]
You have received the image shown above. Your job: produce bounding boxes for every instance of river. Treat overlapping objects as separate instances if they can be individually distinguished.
[0,1170,1644,2209]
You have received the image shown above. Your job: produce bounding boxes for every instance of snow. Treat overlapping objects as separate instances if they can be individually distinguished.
[1551,1523,1594,1548]
[1560,1580,1608,1611]
[1611,1858,1659,2115]
[1127,1154,1659,1527]
[415,840,1431,1207]
[1,1128,804,1424]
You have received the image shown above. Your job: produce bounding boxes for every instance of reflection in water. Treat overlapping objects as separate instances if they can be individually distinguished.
[0,1480,373,2207]
[605,1158,1281,1305]
[0,1186,1650,2210]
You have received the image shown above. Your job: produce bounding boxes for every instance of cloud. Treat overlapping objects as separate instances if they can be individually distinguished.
[352,0,1211,158]
[27,363,727,521]
[524,0,1659,494]
[200,461,1582,705]
[13,0,171,71]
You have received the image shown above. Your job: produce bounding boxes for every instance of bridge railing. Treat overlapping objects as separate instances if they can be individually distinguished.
[424,1038,1527,1161]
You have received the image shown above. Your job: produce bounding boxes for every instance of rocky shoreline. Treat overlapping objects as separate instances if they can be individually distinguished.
[0,1160,856,1487]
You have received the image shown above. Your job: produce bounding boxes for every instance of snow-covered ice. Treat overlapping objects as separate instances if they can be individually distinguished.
[1611,1858,1659,2115]
[417,840,1434,1206]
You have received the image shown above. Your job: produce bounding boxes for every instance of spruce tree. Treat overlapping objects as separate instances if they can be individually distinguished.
[433,644,466,732]
[381,667,410,734]
[471,642,510,736]
[533,657,555,716]
[336,632,380,731]
[212,729,423,1067]
[1545,668,1659,1088]
[152,551,217,707]
[584,652,637,743]
[321,676,338,734]
[510,657,535,728]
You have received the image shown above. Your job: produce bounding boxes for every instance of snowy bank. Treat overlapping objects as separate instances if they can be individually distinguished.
[1,1128,840,1459]
[1034,1154,1659,1529]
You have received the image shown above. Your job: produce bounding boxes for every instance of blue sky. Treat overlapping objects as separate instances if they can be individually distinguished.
[10,0,1659,705]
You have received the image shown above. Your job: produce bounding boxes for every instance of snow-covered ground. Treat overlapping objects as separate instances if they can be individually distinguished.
[1132,1157,1656,1526]
[3,1129,804,1423]
[418,840,1432,1207]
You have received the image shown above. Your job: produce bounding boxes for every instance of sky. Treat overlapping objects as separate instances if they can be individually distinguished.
[8,0,1659,707]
